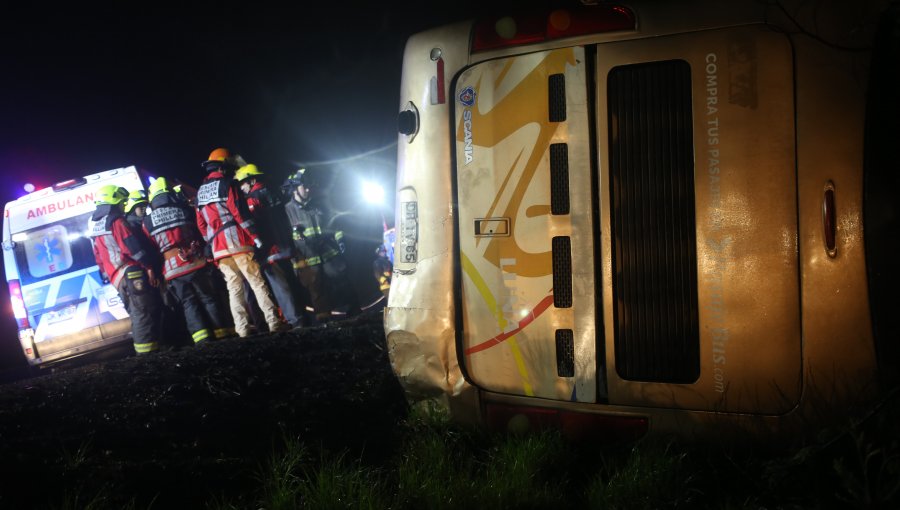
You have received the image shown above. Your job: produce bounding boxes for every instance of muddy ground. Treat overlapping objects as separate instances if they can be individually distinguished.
[0,310,408,509]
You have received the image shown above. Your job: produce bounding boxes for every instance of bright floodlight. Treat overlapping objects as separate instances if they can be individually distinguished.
[362,180,385,205]
[23,183,35,193]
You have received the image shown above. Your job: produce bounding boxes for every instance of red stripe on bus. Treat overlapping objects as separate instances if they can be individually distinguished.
[436,58,445,104]
[465,293,555,355]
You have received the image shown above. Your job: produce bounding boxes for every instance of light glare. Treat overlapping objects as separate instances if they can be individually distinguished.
[362,180,385,205]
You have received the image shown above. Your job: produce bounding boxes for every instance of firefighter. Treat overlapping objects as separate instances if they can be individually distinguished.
[88,185,163,354]
[143,177,235,344]
[283,169,360,323]
[125,186,187,346]
[196,148,288,337]
[172,183,194,207]
[373,244,392,299]
[235,163,308,329]
[124,189,149,230]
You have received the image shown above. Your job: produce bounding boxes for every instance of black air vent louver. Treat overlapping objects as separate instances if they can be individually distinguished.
[552,236,573,308]
[550,143,570,215]
[556,329,575,377]
[607,59,700,384]
[549,73,567,122]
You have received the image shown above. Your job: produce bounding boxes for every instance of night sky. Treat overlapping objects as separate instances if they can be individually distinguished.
[0,1,533,367]
[1,4,463,194]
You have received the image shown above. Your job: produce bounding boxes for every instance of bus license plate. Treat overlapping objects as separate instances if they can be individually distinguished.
[400,201,418,263]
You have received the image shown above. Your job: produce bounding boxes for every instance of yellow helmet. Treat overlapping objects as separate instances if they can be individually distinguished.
[95,185,129,206]
[234,163,264,182]
[124,189,148,213]
[148,177,169,201]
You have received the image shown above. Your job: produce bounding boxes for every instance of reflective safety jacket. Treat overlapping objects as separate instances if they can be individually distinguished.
[245,182,293,264]
[373,255,392,294]
[196,171,259,261]
[89,205,158,288]
[284,196,343,268]
[143,192,208,280]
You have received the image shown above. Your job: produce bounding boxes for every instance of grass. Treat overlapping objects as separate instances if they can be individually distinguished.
[60,437,93,471]
[200,396,899,510]
[50,395,900,510]
[585,442,698,510]
[51,488,146,510]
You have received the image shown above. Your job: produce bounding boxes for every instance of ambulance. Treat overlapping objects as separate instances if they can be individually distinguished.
[2,167,144,366]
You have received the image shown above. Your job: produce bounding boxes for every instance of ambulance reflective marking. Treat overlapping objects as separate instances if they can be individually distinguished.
[25,193,95,220]
[24,266,126,344]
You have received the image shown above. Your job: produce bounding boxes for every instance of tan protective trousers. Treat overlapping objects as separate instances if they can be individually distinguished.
[217,253,282,337]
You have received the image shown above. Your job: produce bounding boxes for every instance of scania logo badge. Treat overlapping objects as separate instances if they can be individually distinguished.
[457,86,476,107]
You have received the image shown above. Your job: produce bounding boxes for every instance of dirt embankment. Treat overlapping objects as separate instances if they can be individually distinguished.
[0,311,408,509]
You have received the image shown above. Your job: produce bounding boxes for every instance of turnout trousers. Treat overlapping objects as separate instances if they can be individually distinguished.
[116,266,163,354]
[217,252,284,337]
[168,266,234,343]
[296,264,331,323]
[297,256,359,323]
[263,259,304,328]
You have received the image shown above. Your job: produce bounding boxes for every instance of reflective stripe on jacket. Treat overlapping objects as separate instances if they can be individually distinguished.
[373,256,392,292]
[89,205,156,287]
[196,172,258,260]
[144,192,208,280]
[284,196,342,267]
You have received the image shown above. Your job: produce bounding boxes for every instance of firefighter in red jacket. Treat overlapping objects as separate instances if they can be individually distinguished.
[235,163,307,328]
[88,185,163,354]
[143,177,235,344]
[196,148,288,337]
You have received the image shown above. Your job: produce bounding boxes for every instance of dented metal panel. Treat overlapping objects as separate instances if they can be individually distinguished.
[385,22,481,422]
